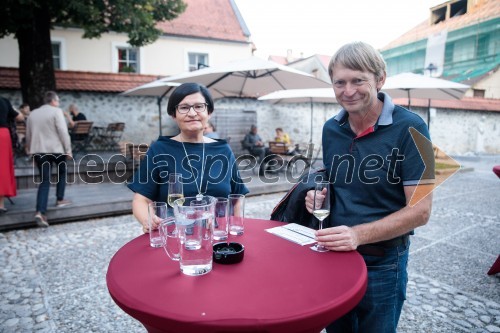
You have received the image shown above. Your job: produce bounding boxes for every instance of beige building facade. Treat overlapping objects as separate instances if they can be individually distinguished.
[0,27,252,77]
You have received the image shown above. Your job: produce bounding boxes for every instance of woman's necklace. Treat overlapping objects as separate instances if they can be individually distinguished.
[180,135,206,201]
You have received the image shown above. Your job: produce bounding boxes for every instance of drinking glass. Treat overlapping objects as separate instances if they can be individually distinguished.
[310,181,330,252]
[168,173,184,208]
[228,194,245,236]
[148,202,168,248]
[213,197,229,241]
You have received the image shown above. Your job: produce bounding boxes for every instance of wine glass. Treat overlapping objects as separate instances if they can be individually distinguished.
[168,173,184,208]
[310,181,330,252]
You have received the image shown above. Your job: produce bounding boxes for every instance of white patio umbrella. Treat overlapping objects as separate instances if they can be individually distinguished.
[258,88,337,143]
[383,72,469,113]
[159,56,332,99]
[122,81,180,136]
[383,72,469,128]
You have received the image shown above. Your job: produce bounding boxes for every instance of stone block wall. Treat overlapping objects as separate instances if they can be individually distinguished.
[2,90,499,155]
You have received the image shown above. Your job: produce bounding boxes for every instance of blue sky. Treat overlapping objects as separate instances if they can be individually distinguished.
[235,0,445,58]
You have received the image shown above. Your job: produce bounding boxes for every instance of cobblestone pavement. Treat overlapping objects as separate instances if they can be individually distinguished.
[1,155,499,332]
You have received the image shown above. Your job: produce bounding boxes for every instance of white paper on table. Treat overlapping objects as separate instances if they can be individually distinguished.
[265,223,317,246]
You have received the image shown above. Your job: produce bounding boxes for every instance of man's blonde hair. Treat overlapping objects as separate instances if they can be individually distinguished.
[328,41,386,81]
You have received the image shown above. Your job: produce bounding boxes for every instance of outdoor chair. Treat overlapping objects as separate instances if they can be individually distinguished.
[128,143,149,164]
[71,121,94,156]
[99,122,125,150]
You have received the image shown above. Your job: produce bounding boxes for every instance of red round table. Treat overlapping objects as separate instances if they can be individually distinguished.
[106,218,367,333]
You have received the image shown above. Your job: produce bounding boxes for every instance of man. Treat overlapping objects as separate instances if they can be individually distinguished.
[64,103,86,128]
[64,103,88,141]
[26,91,73,227]
[305,42,434,332]
[242,125,269,175]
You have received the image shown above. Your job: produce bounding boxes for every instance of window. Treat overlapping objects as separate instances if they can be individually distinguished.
[476,34,490,59]
[431,6,447,25]
[445,43,454,64]
[450,0,467,18]
[52,42,61,69]
[188,53,208,71]
[473,89,485,98]
[50,37,66,70]
[117,47,139,73]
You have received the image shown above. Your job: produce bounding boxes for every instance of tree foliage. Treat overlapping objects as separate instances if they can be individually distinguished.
[2,0,186,107]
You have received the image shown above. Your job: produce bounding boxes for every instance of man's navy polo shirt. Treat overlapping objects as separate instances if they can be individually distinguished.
[322,92,434,227]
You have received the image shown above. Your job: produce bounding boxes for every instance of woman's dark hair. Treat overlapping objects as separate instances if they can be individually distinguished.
[167,83,214,117]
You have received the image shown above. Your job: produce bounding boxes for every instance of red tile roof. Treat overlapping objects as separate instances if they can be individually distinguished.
[268,55,289,65]
[157,0,249,42]
[2,68,498,112]
[269,54,331,68]
[0,67,157,93]
[381,0,500,50]
[393,97,500,112]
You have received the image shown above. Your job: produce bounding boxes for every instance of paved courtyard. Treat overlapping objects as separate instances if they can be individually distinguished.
[1,155,499,332]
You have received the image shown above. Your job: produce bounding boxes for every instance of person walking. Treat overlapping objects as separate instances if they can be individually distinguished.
[305,42,435,333]
[0,97,24,213]
[26,91,73,227]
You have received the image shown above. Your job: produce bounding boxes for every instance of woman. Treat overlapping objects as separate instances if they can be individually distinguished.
[0,97,24,213]
[128,83,248,232]
[275,127,291,145]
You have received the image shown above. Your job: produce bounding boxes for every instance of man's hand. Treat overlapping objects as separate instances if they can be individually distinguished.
[305,188,326,213]
[315,225,359,252]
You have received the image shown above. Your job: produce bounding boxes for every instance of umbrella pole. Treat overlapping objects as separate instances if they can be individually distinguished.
[157,97,163,137]
[407,90,411,110]
[310,99,313,143]
[427,99,431,131]
[157,87,173,137]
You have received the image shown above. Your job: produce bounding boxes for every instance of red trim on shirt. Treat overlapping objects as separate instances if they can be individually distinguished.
[355,126,375,139]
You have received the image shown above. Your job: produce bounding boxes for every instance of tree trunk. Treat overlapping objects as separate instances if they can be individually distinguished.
[15,5,56,109]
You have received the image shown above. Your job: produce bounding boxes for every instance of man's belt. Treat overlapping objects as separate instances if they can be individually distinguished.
[357,235,409,257]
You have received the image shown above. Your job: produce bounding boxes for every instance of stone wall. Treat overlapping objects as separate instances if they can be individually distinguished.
[2,89,498,155]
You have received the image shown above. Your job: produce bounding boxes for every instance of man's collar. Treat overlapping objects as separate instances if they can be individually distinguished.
[334,92,395,125]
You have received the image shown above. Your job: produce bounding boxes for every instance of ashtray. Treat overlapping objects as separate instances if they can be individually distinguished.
[213,242,244,264]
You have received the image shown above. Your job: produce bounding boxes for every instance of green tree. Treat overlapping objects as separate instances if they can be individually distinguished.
[1,0,186,108]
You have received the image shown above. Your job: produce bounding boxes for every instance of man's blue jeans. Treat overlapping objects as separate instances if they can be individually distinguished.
[326,240,410,333]
[34,154,68,214]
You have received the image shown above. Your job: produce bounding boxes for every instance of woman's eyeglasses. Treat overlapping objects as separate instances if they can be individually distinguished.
[176,103,207,114]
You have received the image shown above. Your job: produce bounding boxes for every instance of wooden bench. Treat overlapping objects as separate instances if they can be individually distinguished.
[266,142,312,178]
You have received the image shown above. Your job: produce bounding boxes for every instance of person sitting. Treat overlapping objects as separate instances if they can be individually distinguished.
[242,125,270,175]
[18,103,30,118]
[128,82,249,233]
[204,121,219,139]
[274,127,298,155]
[15,103,30,151]
[64,104,88,141]
[275,127,291,145]
[64,103,86,128]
